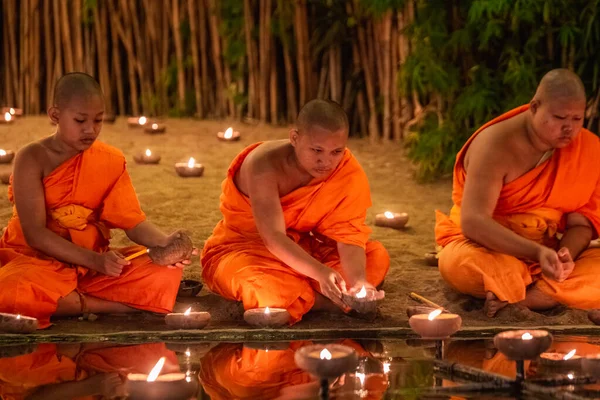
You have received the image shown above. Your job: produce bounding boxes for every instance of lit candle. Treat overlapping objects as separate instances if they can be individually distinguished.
[0,112,13,124]
[382,361,391,374]
[540,348,581,370]
[243,307,290,328]
[408,308,462,339]
[0,312,38,333]
[127,116,147,127]
[341,285,381,319]
[1,107,22,117]
[493,330,552,360]
[217,127,241,141]
[294,344,358,379]
[133,148,161,164]
[175,157,204,177]
[126,357,198,400]
[144,122,167,134]
[164,307,211,329]
[375,211,409,229]
[0,149,15,164]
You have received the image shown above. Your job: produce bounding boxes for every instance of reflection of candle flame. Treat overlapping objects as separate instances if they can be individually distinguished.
[427,308,443,321]
[152,123,158,130]
[187,157,195,169]
[265,306,271,314]
[9,108,15,115]
[186,376,191,382]
[145,149,152,157]
[319,349,332,360]
[567,373,574,380]
[4,112,11,122]
[147,357,166,382]
[383,361,390,374]
[563,349,576,360]
[138,116,147,125]
[16,315,21,319]
[185,350,191,357]
[356,285,367,299]
[384,211,394,219]
[184,307,192,316]
[224,127,233,139]
[0,149,5,156]
[356,372,365,385]
[521,332,533,340]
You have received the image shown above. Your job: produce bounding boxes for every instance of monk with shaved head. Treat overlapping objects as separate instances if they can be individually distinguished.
[0,72,194,328]
[201,99,390,323]
[436,69,600,317]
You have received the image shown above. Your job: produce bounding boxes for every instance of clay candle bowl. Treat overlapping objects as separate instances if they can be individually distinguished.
[165,307,210,329]
[0,112,14,124]
[582,354,600,378]
[175,158,204,177]
[539,349,581,371]
[144,122,167,134]
[342,285,379,320]
[409,308,462,339]
[0,171,11,185]
[0,312,38,333]
[133,149,161,164]
[1,107,22,117]
[127,116,147,128]
[177,279,203,298]
[243,307,290,328]
[126,357,198,400]
[424,252,439,266]
[0,150,15,164]
[493,330,552,360]
[217,127,241,142]
[295,344,358,379]
[375,211,408,229]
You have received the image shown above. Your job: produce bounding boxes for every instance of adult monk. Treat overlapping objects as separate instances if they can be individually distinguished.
[0,72,192,329]
[201,99,389,324]
[436,69,600,317]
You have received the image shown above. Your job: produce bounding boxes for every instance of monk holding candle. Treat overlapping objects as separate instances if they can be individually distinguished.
[201,99,389,324]
[436,69,600,317]
[0,72,193,329]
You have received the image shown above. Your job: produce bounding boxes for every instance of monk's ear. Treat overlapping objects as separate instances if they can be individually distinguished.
[530,99,540,115]
[289,128,300,147]
[48,106,60,124]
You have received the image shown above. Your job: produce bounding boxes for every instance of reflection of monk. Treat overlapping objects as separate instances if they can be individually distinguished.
[200,340,389,400]
[0,343,178,400]
[436,69,600,317]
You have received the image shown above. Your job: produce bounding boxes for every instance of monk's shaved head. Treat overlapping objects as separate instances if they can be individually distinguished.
[297,99,349,134]
[53,72,103,108]
[534,68,586,103]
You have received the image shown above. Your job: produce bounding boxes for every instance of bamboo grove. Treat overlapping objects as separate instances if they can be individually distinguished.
[1,0,599,179]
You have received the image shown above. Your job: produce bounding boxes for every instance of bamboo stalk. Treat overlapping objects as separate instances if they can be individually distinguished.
[409,292,446,310]
[188,0,203,118]
[172,0,186,111]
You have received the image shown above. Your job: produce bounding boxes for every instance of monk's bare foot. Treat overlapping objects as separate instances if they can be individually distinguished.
[519,285,559,311]
[483,292,508,318]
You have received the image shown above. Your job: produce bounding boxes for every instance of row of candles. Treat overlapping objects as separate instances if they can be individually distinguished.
[128,115,241,141]
[0,107,22,124]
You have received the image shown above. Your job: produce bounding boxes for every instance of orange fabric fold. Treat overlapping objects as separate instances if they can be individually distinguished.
[0,141,182,328]
[201,143,390,324]
[435,105,600,306]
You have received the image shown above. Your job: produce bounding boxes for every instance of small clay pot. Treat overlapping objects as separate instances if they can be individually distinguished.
[588,309,600,325]
[406,306,438,318]
[342,290,380,321]
[1,107,22,116]
[165,311,211,329]
[0,312,38,333]
[424,252,438,267]
[126,373,198,400]
[493,330,552,360]
[144,123,167,134]
[294,344,358,379]
[374,212,409,229]
[409,313,462,339]
[243,308,290,328]
[539,352,582,371]
[133,151,161,164]
[0,171,11,185]
[175,162,204,177]
[148,232,194,266]
[177,280,203,298]
[0,150,15,164]
[217,129,241,141]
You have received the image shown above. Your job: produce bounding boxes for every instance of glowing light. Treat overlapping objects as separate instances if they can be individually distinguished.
[356,285,367,299]
[184,307,192,316]
[428,308,443,321]
[563,349,577,361]
[384,211,394,219]
[567,373,574,380]
[319,349,332,360]
[151,123,158,130]
[187,158,195,169]
[9,108,15,115]
[4,112,11,122]
[0,149,6,156]
[147,357,166,382]
[224,127,233,139]
[138,116,147,125]
[16,315,21,320]
[186,376,191,382]
[185,350,191,357]
[383,362,391,374]
[521,332,533,340]
[265,306,271,314]
[356,372,365,385]
[145,149,152,157]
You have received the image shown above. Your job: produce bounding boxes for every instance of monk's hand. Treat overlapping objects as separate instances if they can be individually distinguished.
[347,281,385,301]
[315,266,347,309]
[166,247,198,269]
[556,247,575,282]
[538,246,564,281]
[93,250,130,277]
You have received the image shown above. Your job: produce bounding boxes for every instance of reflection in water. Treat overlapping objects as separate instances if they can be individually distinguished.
[0,337,597,399]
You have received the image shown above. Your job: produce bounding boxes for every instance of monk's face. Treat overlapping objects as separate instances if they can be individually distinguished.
[49,95,105,151]
[290,125,348,178]
[530,97,585,148]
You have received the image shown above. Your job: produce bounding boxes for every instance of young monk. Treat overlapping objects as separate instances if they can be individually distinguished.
[0,72,193,329]
[201,99,390,324]
[435,69,600,317]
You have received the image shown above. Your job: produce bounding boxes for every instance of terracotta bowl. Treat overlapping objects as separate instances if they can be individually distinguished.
[294,344,358,379]
[177,280,203,298]
[409,313,462,339]
[493,330,552,360]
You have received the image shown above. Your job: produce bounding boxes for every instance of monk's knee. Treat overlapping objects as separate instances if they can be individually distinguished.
[365,241,390,284]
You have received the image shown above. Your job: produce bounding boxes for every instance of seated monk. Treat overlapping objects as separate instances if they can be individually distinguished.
[0,72,194,329]
[201,99,390,323]
[435,68,600,317]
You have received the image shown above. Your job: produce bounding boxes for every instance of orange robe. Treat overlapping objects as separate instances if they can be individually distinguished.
[435,105,600,307]
[0,141,182,328]
[201,143,390,323]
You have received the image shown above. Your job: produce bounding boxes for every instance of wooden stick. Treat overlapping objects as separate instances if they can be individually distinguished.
[125,248,148,261]
[409,292,445,310]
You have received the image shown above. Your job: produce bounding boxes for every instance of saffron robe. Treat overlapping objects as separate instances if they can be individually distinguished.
[435,105,600,307]
[201,143,390,324]
[0,141,182,328]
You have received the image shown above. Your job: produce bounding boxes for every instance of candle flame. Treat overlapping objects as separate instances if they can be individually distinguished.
[186,376,192,382]
[9,108,15,115]
[187,157,195,169]
[184,307,192,316]
[152,123,158,130]
[185,350,191,357]
[4,112,11,122]
[567,373,574,380]
[145,149,152,157]
[384,211,394,219]
[563,349,577,361]
[356,285,367,299]
[138,116,147,125]
[356,372,365,385]
[427,308,443,321]
[319,348,332,360]
[16,315,21,319]
[265,306,271,314]
[224,127,233,139]
[0,149,6,156]
[521,332,533,340]
[147,357,166,382]
[383,361,391,374]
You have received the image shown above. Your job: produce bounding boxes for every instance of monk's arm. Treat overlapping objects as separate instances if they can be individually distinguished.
[124,220,169,247]
[559,212,593,259]
[460,142,543,260]
[337,242,366,286]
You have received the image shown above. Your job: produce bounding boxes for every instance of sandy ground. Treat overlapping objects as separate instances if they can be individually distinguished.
[0,116,594,338]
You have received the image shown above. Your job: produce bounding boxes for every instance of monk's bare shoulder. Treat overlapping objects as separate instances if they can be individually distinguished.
[235,141,289,195]
[13,141,48,178]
